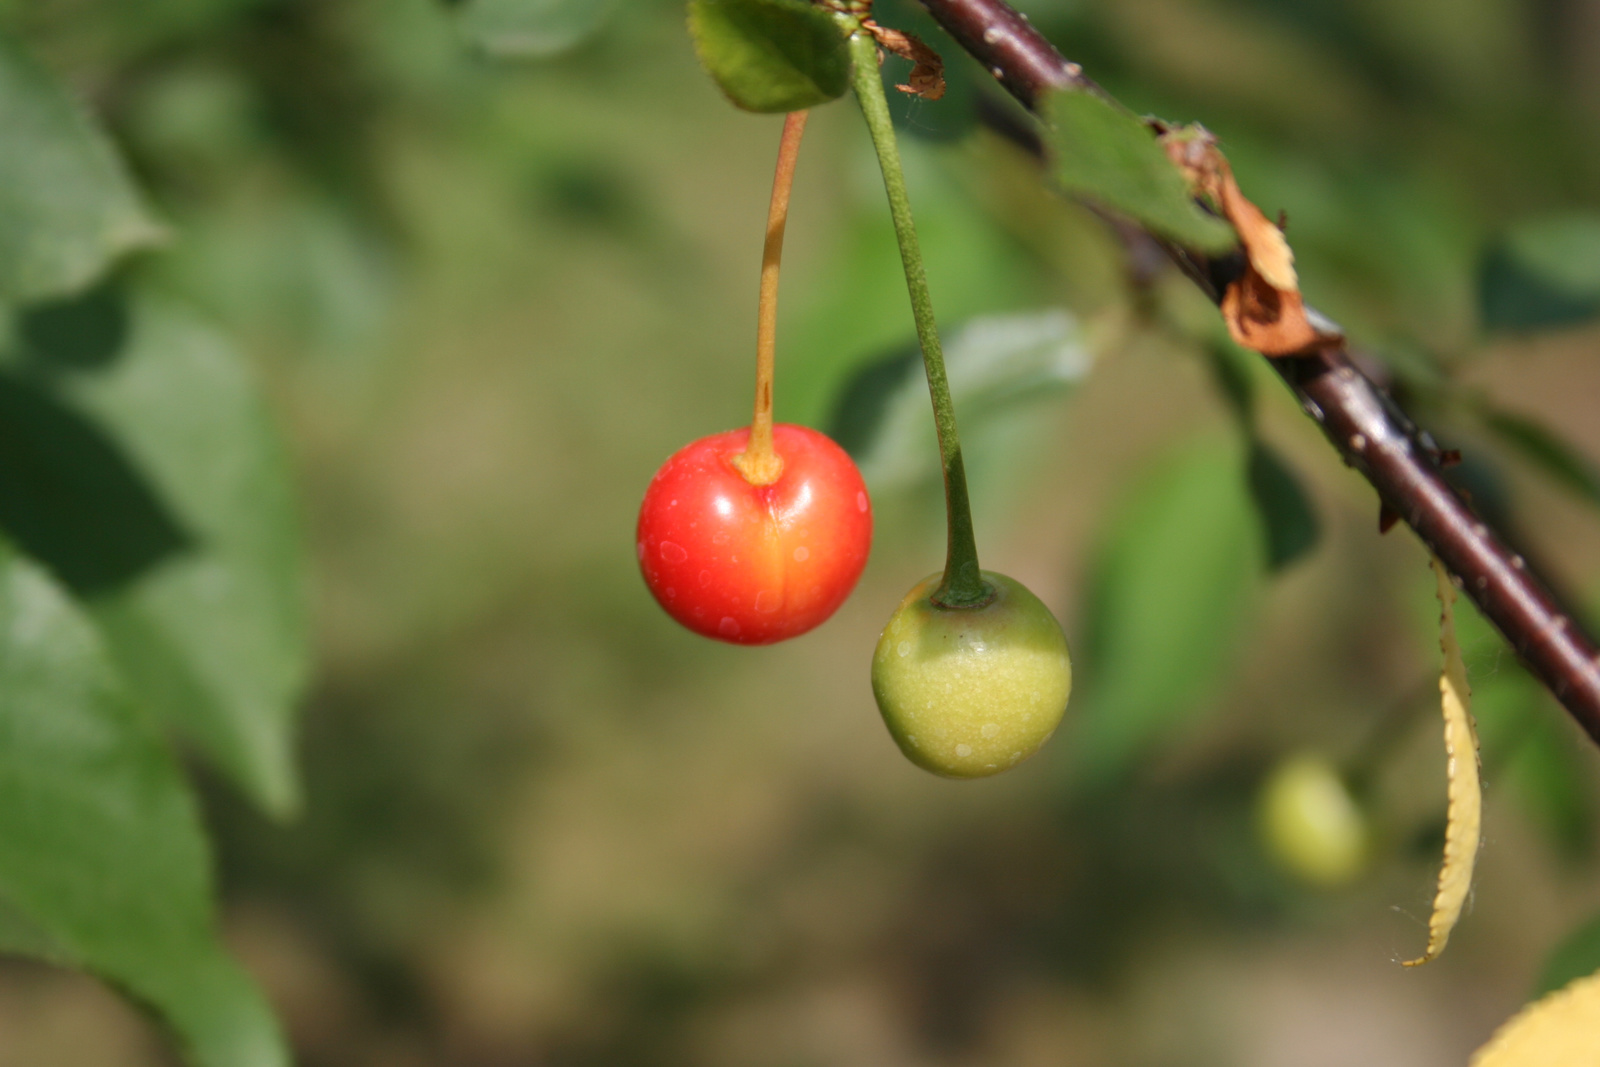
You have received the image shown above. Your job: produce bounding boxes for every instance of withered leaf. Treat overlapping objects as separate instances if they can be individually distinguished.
[1162,128,1339,356]
[1221,266,1326,356]
[864,19,945,101]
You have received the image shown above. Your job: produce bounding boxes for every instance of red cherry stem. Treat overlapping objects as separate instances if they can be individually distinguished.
[732,110,809,487]
[845,27,988,608]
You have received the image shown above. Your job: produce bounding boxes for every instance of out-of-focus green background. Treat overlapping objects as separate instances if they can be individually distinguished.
[4,0,1600,1063]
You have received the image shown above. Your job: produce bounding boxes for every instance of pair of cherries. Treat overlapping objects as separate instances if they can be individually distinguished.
[636,425,1071,780]
[633,108,1069,780]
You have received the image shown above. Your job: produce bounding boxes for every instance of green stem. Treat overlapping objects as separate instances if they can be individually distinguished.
[846,28,988,608]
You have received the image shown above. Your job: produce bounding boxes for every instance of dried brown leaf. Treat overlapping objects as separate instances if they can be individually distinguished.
[1220,267,1324,355]
[864,20,945,101]
[1216,170,1296,291]
[1160,129,1340,357]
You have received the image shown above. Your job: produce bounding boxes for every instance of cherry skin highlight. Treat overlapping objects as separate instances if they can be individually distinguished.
[637,423,872,644]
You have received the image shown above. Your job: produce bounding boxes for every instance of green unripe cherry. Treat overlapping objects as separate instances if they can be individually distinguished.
[872,571,1072,778]
[1257,753,1369,887]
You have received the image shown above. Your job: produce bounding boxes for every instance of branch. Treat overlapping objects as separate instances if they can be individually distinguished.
[916,0,1600,747]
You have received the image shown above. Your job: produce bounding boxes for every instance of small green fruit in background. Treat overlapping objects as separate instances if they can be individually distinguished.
[872,571,1072,778]
[1258,753,1369,887]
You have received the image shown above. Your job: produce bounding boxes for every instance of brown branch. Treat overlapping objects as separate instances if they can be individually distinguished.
[917,0,1600,747]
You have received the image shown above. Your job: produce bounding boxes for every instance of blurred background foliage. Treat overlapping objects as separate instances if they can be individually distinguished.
[2,0,1600,1063]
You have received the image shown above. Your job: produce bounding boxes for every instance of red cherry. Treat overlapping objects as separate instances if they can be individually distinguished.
[637,423,872,644]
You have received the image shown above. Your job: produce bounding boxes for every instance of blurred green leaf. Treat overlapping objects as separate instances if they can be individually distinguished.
[1246,442,1320,571]
[688,0,851,113]
[145,195,396,358]
[0,370,193,596]
[1480,408,1600,509]
[18,288,308,817]
[1537,912,1600,998]
[456,0,615,59]
[1204,340,1257,422]
[1506,715,1594,859]
[828,309,1092,486]
[1479,214,1600,334]
[0,544,287,1067]
[1042,93,1235,254]
[1468,668,1591,855]
[784,153,1047,425]
[0,34,163,303]
[1074,437,1262,780]
[1200,345,1319,571]
[0,895,68,961]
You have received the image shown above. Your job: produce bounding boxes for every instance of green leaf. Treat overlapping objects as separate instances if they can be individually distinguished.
[827,309,1094,486]
[689,0,851,113]
[1538,912,1600,998]
[14,288,309,817]
[0,34,163,302]
[456,0,615,59]
[1074,436,1262,780]
[1042,92,1236,254]
[0,545,287,1067]
[1479,214,1600,334]
[1481,408,1600,509]
[1246,441,1320,571]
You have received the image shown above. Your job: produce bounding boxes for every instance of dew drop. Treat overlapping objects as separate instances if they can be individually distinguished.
[981,723,1000,739]
[698,569,712,588]
[956,744,973,758]
[718,617,741,637]
[755,590,780,613]
[857,491,868,512]
[897,641,910,657]
[659,541,688,564]
[793,546,810,562]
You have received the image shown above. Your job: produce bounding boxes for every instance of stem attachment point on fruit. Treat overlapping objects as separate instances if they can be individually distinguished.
[733,109,809,487]
[931,577,998,611]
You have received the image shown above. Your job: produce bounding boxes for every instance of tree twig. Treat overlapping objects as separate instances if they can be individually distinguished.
[916,0,1600,747]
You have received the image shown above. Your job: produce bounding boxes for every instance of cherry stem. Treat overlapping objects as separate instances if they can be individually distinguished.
[846,28,987,607]
[732,109,809,486]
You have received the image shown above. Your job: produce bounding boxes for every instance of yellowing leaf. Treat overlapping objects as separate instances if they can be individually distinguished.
[1403,556,1483,966]
[1472,968,1600,1066]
